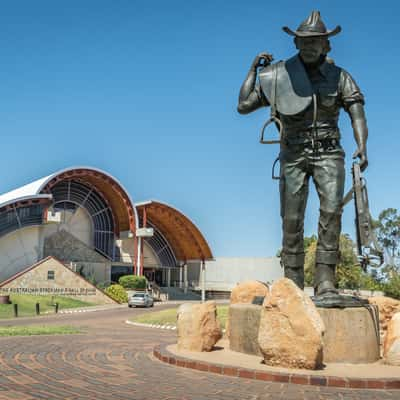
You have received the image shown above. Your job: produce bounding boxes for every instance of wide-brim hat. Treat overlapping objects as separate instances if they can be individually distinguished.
[283,10,341,38]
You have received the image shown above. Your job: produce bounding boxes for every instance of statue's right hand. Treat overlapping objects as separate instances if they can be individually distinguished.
[252,52,274,69]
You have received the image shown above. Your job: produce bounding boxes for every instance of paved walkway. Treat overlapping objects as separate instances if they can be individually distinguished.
[0,305,397,400]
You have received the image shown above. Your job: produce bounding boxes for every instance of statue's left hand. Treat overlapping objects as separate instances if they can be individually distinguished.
[352,147,368,171]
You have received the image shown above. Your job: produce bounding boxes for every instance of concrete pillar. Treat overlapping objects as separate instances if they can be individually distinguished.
[183,263,188,294]
[179,265,183,288]
[161,269,166,286]
[201,260,206,303]
[136,237,142,276]
[167,268,171,287]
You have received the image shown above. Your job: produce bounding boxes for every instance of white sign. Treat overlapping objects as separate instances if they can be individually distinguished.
[136,228,154,237]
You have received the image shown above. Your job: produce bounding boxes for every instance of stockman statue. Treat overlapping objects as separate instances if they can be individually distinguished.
[237,11,369,301]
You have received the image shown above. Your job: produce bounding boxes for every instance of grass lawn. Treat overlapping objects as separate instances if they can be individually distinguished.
[0,295,96,319]
[0,325,82,336]
[131,305,229,329]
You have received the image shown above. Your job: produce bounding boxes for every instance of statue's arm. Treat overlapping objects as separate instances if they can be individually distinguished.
[348,103,368,171]
[237,53,272,115]
[341,70,368,171]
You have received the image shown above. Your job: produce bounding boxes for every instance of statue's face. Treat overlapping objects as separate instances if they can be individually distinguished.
[296,37,327,64]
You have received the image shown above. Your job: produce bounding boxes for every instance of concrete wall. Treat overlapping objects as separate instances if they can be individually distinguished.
[115,238,160,267]
[204,257,283,290]
[70,261,111,286]
[0,226,42,283]
[116,237,135,263]
[187,261,201,284]
[143,242,161,267]
[43,229,107,263]
[44,206,93,247]
[43,230,111,284]
[0,224,112,285]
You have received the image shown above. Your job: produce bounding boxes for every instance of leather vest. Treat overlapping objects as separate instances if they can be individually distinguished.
[258,55,341,117]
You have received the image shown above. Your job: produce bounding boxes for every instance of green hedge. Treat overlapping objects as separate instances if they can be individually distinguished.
[118,275,147,290]
[383,274,400,300]
[105,284,128,303]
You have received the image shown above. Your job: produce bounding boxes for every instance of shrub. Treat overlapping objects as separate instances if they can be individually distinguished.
[119,275,147,290]
[383,274,400,300]
[105,284,128,303]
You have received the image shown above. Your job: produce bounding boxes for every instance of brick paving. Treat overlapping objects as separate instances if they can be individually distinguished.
[0,306,397,399]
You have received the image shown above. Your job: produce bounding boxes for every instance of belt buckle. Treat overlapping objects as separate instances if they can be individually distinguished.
[311,138,322,150]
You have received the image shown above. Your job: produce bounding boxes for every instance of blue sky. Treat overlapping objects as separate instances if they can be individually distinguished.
[0,1,398,257]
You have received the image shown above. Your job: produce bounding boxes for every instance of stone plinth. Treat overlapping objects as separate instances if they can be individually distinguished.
[228,303,380,365]
[229,304,262,356]
[317,307,380,363]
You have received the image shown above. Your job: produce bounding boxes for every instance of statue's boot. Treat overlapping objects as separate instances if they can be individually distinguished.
[314,263,338,296]
[313,263,369,308]
[284,266,304,290]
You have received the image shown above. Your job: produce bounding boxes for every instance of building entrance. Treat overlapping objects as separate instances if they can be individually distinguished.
[111,265,132,284]
[143,268,163,286]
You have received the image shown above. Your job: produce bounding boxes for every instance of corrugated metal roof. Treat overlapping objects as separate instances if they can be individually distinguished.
[0,166,135,211]
[0,175,52,208]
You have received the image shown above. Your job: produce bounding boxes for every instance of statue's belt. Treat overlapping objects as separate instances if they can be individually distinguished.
[283,128,340,145]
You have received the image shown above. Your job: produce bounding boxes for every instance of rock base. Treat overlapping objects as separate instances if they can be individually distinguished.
[258,278,324,370]
[229,304,262,356]
[318,306,380,363]
[228,303,381,364]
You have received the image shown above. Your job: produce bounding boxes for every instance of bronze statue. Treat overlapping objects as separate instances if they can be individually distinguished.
[238,11,369,302]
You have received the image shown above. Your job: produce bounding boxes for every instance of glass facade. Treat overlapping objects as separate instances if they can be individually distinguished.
[0,205,44,237]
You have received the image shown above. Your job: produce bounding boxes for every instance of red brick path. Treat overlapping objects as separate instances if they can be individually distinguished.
[0,306,396,400]
[154,344,400,390]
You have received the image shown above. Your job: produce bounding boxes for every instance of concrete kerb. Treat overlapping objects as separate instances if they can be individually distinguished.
[126,320,177,330]
[125,319,227,333]
[125,300,228,332]
[55,300,188,315]
[153,343,400,390]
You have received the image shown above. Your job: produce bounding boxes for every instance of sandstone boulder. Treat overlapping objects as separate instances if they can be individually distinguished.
[369,296,400,346]
[177,301,222,352]
[258,278,325,370]
[384,312,400,365]
[230,280,269,305]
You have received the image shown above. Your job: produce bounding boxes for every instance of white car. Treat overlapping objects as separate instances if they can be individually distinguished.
[128,293,154,308]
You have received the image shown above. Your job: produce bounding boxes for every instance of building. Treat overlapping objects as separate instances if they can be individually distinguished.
[204,257,283,291]
[0,166,284,296]
[0,167,213,288]
[0,256,116,304]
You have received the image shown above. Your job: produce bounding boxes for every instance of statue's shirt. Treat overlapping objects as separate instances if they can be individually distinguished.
[257,55,364,142]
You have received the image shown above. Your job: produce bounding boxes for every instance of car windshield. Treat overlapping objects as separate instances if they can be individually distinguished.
[133,294,145,298]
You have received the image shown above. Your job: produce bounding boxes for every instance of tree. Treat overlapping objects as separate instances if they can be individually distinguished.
[304,234,381,290]
[373,208,400,298]
[374,208,400,270]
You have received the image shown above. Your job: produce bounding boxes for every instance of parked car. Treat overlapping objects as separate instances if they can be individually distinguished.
[128,293,154,308]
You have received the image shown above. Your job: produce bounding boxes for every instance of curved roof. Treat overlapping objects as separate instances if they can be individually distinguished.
[136,200,213,262]
[0,167,138,234]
